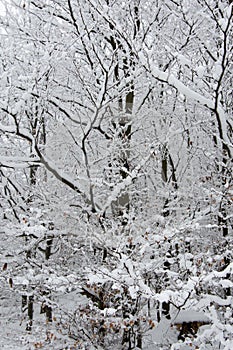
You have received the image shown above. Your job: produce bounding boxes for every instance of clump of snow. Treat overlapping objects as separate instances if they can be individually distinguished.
[173,310,210,324]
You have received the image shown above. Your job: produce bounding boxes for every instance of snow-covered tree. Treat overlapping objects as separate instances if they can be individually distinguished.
[0,0,232,349]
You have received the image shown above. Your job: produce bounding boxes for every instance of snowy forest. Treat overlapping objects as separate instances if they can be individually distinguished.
[0,0,232,349]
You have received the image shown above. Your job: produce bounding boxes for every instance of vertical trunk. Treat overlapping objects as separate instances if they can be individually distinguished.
[212,2,232,236]
[161,145,178,216]
[45,238,53,260]
[29,123,38,187]
[45,305,53,323]
[45,222,54,260]
[137,333,142,349]
[29,112,46,187]
[22,295,27,313]
[214,122,230,237]
[26,295,34,331]
[111,67,134,224]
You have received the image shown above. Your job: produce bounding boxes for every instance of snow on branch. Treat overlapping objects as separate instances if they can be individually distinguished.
[0,156,40,169]
[0,121,95,209]
[139,57,232,152]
